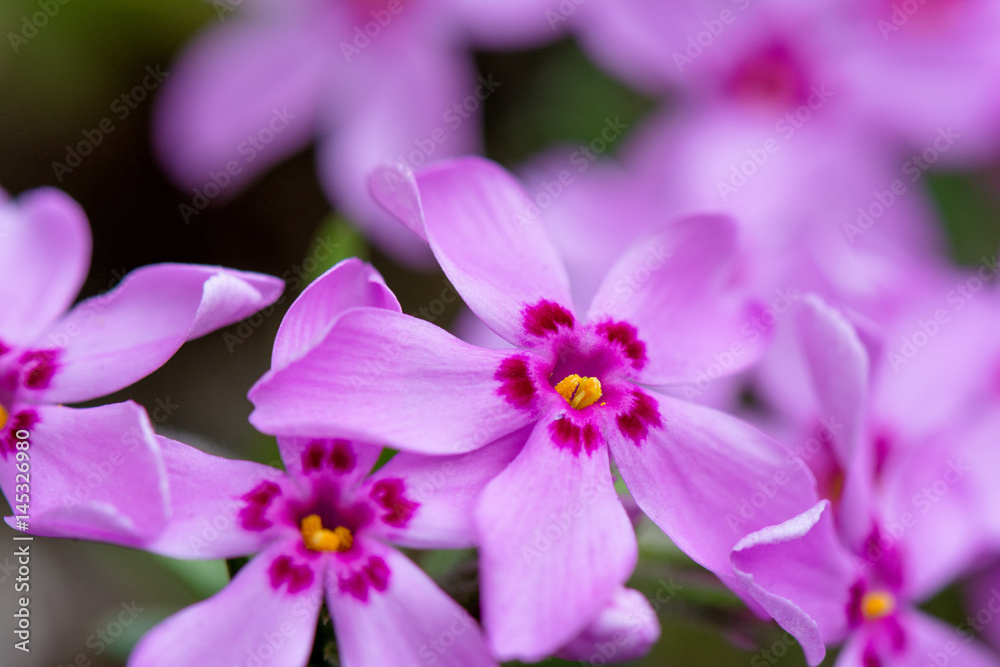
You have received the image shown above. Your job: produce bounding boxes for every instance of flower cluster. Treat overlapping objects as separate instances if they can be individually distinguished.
[6,0,1000,666]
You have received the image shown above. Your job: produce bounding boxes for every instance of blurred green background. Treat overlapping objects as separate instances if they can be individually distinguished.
[1,1,998,665]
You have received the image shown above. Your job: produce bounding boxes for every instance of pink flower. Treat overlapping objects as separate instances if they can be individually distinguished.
[154,0,562,262]
[249,157,818,660]
[0,186,283,539]
[731,296,1000,666]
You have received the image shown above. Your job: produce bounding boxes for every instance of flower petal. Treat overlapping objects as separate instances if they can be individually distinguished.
[277,436,383,487]
[3,402,168,546]
[475,418,637,661]
[794,295,875,551]
[880,423,991,602]
[144,435,288,559]
[363,425,528,548]
[837,609,1000,667]
[374,158,574,344]
[319,41,476,266]
[34,264,283,404]
[271,258,399,370]
[555,587,661,663]
[0,188,90,345]
[249,308,535,454]
[608,391,817,581]
[795,295,870,473]
[153,19,327,193]
[129,540,322,667]
[732,501,857,666]
[327,539,496,667]
[588,215,766,386]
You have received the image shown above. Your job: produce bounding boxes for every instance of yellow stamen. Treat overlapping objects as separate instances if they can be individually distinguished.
[300,514,353,552]
[554,374,603,410]
[861,591,895,621]
[0,403,7,432]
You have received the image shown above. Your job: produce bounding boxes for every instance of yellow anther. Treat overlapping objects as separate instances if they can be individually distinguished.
[860,591,895,621]
[300,514,353,552]
[554,374,603,410]
[0,403,7,432]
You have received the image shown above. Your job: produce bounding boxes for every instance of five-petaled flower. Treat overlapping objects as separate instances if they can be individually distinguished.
[0,186,283,540]
[249,157,819,660]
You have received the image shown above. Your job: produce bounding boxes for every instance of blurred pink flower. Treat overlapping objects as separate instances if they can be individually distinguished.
[154,0,562,263]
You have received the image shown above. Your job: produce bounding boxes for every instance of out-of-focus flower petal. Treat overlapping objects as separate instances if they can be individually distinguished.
[555,587,661,663]
[153,20,329,193]
[0,188,91,346]
[588,215,766,386]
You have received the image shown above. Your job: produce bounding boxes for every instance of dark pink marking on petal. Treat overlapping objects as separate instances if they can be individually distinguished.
[301,440,326,473]
[862,643,881,667]
[1,410,39,460]
[338,555,392,602]
[0,340,10,357]
[269,554,315,594]
[549,416,601,456]
[329,439,356,473]
[239,480,282,531]
[301,439,357,475]
[19,349,61,390]
[365,555,390,592]
[369,478,419,528]
[496,355,535,409]
[615,390,662,447]
[595,320,647,371]
[523,300,574,337]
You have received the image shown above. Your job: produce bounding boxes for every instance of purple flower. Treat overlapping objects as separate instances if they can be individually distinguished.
[249,157,818,659]
[125,432,502,667]
[573,0,1000,163]
[154,0,561,262]
[0,186,283,538]
[731,295,1000,665]
[132,258,519,666]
